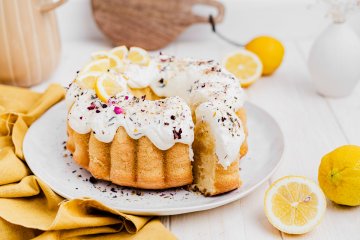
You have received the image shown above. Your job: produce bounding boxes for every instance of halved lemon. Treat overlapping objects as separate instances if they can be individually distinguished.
[128,47,150,66]
[108,53,125,72]
[91,50,108,60]
[76,72,102,89]
[223,49,263,88]
[95,73,126,102]
[110,46,128,60]
[81,58,110,74]
[264,176,326,235]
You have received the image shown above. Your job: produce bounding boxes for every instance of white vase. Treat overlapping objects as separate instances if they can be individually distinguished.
[308,22,360,97]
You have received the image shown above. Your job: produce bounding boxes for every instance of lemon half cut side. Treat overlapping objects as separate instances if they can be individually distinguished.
[264,176,326,234]
[223,49,263,88]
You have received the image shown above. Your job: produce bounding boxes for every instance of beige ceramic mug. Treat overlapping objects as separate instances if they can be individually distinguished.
[0,0,66,87]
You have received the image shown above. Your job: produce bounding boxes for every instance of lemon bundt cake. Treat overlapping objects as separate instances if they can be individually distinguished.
[66,47,248,196]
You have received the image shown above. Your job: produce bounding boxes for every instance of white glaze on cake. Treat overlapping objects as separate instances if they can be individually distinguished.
[66,53,246,168]
[149,55,245,110]
[67,85,194,151]
[195,102,245,168]
[123,61,159,89]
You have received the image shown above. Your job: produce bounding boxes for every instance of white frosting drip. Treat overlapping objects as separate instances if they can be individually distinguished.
[149,57,196,102]
[67,87,96,134]
[189,71,245,110]
[195,102,245,168]
[149,56,245,110]
[65,83,81,111]
[123,61,159,89]
[66,54,246,167]
[67,84,194,151]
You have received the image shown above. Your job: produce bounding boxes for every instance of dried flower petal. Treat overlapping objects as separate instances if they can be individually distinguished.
[114,106,124,115]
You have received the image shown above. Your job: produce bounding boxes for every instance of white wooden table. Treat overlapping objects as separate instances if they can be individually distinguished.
[32,1,360,239]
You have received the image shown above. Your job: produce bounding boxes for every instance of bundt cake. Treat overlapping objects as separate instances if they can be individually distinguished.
[66,46,248,196]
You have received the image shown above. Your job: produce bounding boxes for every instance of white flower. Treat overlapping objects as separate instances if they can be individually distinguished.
[321,0,360,22]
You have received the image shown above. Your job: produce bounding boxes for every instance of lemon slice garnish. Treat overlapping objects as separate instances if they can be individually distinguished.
[223,49,262,88]
[264,176,326,234]
[110,46,128,60]
[95,73,126,102]
[81,58,110,75]
[76,72,102,89]
[91,50,108,60]
[128,47,150,66]
[108,53,125,73]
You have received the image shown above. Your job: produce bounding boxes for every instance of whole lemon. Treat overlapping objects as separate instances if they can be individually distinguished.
[245,36,284,76]
[318,145,360,206]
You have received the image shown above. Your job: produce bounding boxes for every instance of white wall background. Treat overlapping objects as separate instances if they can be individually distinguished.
[56,0,360,45]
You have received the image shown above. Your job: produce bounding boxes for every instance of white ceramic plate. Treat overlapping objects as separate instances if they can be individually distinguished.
[23,101,284,216]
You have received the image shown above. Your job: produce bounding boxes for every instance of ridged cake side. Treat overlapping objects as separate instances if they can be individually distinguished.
[192,108,248,196]
[66,125,193,189]
[66,107,247,194]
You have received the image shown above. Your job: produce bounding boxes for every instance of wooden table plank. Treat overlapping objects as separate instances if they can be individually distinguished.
[32,38,360,239]
[169,39,352,239]
[169,40,282,240]
[170,183,281,240]
[297,40,360,145]
[250,40,351,240]
[294,40,360,240]
[247,41,347,178]
[239,40,356,240]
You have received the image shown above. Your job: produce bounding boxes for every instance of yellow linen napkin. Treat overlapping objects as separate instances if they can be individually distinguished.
[0,84,176,240]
